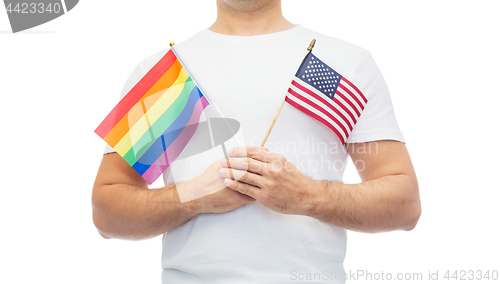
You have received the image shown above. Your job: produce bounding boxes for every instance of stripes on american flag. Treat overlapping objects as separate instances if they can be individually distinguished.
[285,52,367,144]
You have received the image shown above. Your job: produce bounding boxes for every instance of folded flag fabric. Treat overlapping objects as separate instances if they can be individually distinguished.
[286,52,368,144]
[95,49,210,184]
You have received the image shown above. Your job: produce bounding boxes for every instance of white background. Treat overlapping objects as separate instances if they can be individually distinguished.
[1,0,499,283]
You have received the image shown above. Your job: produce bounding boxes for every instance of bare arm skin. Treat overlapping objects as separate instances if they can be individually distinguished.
[312,140,421,232]
[219,141,421,233]
[92,153,254,240]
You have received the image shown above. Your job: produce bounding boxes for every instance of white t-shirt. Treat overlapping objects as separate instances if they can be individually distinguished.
[104,25,404,283]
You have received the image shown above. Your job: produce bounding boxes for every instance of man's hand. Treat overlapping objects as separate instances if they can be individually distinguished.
[184,159,256,214]
[217,142,420,233]
[218,146,318,215]
[92,153,255,240]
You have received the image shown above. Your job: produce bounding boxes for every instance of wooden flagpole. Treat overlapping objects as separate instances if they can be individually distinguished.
[260,39,316,147]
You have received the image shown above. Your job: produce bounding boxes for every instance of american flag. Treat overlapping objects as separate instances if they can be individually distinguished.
[285,52,368,144]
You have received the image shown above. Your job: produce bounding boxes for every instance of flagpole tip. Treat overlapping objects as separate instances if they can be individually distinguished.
[170,42,175,47]
[307,39,316,52]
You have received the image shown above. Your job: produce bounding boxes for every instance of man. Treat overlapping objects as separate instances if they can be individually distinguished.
[92,0,421,283]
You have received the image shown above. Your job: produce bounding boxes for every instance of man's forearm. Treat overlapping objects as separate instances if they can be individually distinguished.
[92,183,196,240]
[307,174,421,233]
[92,154,256,240]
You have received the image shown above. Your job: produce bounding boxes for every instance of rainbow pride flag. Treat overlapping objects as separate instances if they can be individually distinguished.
[95,49,210,184]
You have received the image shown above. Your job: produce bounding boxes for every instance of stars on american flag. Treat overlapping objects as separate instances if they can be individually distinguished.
[286,52,368,144]
[296,56,342,99]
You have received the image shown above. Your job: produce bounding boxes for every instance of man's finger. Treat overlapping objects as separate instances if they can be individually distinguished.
[220,168,263,187]
[224,178,261,200]
[221,157,266,174]
[229,146,272,163]
[226,146,248,157]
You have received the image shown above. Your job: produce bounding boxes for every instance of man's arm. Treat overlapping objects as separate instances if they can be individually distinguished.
[311,140,420,232]
[219,142,421,233]
[92,153,255,240]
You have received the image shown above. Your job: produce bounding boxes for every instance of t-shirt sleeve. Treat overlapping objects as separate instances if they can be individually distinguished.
[346,50,405,144]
